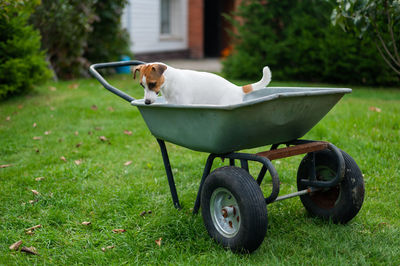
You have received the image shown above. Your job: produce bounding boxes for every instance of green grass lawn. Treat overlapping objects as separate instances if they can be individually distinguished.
[1,75,399,265]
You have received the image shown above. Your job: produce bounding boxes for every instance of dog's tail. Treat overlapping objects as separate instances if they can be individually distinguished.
[242,66,271,94]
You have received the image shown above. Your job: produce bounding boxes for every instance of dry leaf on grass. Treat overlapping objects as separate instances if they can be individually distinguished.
[18,104,24,109]
[49,86,57,91]
[25,224,41,231]
[20,246,38,255]
[82,221,91,225]
[60,156,67,162]
[124,161,132,166]
[107,106,114,112]
[95,127,102,131]
[33,123,37,128]
[25,230,35,235]
[101,245,115,252]
[28,199,38,205]
[369,106,382,112]
[0,164,12,168]
[31,190,40,195]
[6,116,11,121]
[33,136,42,140]
[99,136,108,142]
[76,142,82,148]
[68,83,79,89]
[9,240,23,251]
[123,130,132,135]
[155,237,162,247]
[112,229,126,233]
[44,131,51,135]
[35,177,45,181]
[74,159,82,165]
[74,131,79,136]
[91,105,98,110]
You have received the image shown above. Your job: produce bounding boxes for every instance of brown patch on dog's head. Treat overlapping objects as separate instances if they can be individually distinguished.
[132,63,167,94]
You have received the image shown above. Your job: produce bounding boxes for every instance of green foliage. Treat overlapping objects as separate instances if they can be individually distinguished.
[0,0,51,100]
[223,0,399,85]
[331,0,400,75]
[30,0,97,80]
[30,0,131,80]
[84,0,132,63]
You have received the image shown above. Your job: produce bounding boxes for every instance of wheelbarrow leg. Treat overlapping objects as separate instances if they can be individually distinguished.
[193,154,217,214]
[157,139,181,209]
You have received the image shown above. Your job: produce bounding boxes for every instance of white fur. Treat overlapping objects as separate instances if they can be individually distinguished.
[144,64,271,105]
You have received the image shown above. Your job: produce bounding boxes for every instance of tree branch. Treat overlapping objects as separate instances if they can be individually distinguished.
[384,0,400,62]
[374,39,400,75]
[372,21,400,68]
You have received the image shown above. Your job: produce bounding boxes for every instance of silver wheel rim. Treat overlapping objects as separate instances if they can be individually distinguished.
[210,187,241,238]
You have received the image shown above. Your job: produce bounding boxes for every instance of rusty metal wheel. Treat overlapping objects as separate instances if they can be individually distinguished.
[201,166,267,253]
[297,149,365,224]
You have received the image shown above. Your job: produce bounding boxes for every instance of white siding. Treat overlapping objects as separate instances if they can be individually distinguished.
[122,0,188,54]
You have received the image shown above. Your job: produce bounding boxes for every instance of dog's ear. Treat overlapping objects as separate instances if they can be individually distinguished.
[151,64,167,76]
[132,65,143,79]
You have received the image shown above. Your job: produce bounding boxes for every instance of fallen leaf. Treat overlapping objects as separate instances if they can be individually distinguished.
[28,199,38,205]
[9,240,23,251]
[20,246,38,255]
[74,131,79,136]
[155,237,162,247]
[369,106,382,112]
[106,245,115,249]
[6,116,11,121]
[0,164,12,168]
[31,190,40,195]
[88,131,93,135]
[50,106,55,111]
[91,105,98,110]
[35,148,40,153]
[68,83,79,89]
[81,221,91,225]
[99,136,108,142]
[49,86,57,91]
[60,156,67,162]
[124,161,132,166]
[44,131,51,135]
[76,142,82,148]
[107,106,114,112]
[33,123,37,128]
[123,130,132,135]
[18,104,24,109]
[74,159,82,165]
[25,224,41,231]
[33,136,42,140]
[35,177,45,181]
[95,127,102,131]
[101,247,106,252]
[25,230,35,235]
[112,229,126,233]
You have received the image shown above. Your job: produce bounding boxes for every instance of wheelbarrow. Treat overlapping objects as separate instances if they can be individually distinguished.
[89,60,365,253]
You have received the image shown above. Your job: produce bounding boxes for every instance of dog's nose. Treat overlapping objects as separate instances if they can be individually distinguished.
[145,99,152,105]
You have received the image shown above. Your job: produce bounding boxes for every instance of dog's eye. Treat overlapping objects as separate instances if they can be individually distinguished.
[148,82,156,89]
[140,82,145,88]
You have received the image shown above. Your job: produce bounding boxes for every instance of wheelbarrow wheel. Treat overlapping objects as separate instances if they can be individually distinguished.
[297,149,365,224]
[201,166,267,253]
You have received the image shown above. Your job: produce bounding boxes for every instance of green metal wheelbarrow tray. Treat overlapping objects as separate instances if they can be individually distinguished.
[90,60,365,253]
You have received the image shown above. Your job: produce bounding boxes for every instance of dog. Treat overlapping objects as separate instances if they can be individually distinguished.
[132,63,271,105]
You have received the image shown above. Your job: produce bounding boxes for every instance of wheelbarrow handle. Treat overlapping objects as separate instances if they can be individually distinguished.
[89,60,145,103]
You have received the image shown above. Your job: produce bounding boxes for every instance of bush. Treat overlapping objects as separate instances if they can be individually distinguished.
[84,0,132,64]
[0,0,51,100]
[30,0,97,80]
[223,0,399,86]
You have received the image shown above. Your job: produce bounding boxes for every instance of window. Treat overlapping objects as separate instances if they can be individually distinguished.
[160,0,171,35]
[160,0,183,39]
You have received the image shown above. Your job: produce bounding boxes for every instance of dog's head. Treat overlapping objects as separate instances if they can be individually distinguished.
[132,63,167,105]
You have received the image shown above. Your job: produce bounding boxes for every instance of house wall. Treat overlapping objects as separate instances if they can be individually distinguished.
[122,0,188,54]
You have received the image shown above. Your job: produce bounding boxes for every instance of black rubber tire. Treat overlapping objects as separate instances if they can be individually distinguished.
[297,149,365,224]
[201,166,267,253]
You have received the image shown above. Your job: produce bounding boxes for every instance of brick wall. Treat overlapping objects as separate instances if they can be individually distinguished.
[188,0,204,59]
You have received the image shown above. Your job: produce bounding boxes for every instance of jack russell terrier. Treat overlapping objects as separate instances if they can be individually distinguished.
[132,63,271,105]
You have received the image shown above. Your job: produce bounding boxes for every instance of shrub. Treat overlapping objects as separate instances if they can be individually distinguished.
[30,0,97,80]
[84,0,132,64]
[223,0,399,86]
[0,0,51,100]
